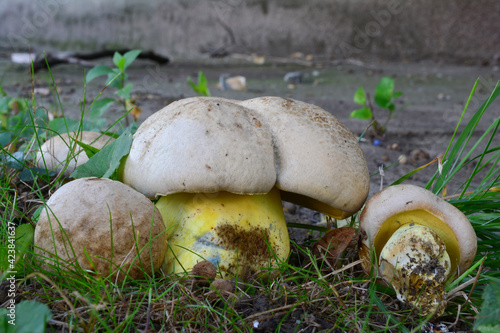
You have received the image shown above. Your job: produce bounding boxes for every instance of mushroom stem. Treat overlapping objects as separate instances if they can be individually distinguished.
[379,223,451,316]
[155,187,290,279]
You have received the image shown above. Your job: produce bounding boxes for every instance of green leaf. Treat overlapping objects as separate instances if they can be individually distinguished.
[71,129,133,179]
[15,224,34,255]
[187,71,211,97]
[393,91,404,99]
[89,98,116,118]
[0,301,53,333]
[113,51,124,70]
[105,69,123,88]
[374,76,395,108]
[350,107,372,120]
[48,118,95,134]
[123,49,142,69]
[0,132,12,147]
[86,65,114,83]
[353,87,367,105]
[75,140,103,159]
[474,281,500,333]
[115,83,133,100]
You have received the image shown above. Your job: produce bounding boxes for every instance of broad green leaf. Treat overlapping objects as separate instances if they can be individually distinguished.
[474,281,500,333]
[350,107,372,120]
[113,51,124,69]
[86,65,114,83]
[0,301,53,333]
[374,76,394,108]
[115,83,133,100]
[48,118,95,134]
[0,132,12,147]
[105,69,123,88]
[123,49,142,69]
[15,224,34,255]
[75,140,103,159]
[89,98,116,118]
[353,87,367,105]
[71,129,133,179]
[0,223,34,275]
[2,151,24,170]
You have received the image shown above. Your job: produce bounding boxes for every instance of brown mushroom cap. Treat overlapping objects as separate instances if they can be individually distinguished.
[37,131,114,176]
[359,184,477,278]
[121,97,276,198]
[34,177,167,280]
[239,97,370,218]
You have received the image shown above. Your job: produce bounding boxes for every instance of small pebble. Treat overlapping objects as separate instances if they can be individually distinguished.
[373,139,382,146]
[211,279,234,293]
[192,260,217,287]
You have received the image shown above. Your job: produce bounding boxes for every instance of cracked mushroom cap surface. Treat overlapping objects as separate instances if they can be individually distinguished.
[239,96,370,218]
[359,184,477,278]
[34,177,167,280]
[121,97,276,198]
[36,131,114,176]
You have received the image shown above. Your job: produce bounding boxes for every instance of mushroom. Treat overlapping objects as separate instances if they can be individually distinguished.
[358,184,477,316]
[238,96,370,219]
[36,131,114,176]
[35,177,167,281]
[120,96,369,279]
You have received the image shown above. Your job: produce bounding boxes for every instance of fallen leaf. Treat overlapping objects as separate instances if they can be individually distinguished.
[126,99,142,121]
[313,227,357,267]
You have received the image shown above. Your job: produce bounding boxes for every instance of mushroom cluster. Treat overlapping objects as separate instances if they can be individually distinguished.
[119,96,370,279]
[358,184,477,316]
[35,177,167,281]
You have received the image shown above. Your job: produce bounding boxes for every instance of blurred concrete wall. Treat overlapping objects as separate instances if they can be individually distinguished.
[1,0,499,64]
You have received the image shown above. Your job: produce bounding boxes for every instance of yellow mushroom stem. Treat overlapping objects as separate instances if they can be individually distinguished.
[379,223,451,316]
[155,187,290,279]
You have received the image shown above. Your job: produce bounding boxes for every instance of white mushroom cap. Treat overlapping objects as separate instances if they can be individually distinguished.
[122,96,369,218]
[121,97,276,198]
[239,97,370,218]
[37,131,114,176]
[34,177,167,280]
[359,184,477,277]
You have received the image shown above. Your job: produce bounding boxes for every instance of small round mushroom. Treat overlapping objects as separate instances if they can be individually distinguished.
[358,184,477,316]
[36,131,114,176]
[35,177,167,281]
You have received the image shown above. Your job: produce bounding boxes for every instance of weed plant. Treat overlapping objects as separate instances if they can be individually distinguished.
[0,61,499,332]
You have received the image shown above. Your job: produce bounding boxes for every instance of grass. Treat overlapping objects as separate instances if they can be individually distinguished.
[0,62,499,332]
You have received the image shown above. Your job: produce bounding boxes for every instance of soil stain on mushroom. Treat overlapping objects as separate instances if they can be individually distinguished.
[214,223,272,279]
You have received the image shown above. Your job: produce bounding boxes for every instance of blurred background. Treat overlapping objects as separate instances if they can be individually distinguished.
[1,0,499,63]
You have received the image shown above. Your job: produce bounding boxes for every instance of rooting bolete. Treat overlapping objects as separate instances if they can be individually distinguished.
[121,97,369,279]
[36,131,114,176]
[35,177,167,280]
[359,184,477,316]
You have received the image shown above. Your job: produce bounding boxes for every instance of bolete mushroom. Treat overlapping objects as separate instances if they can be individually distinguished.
[358,184,477,316]
[238,96,370,219]
[36,131,114,176]
[120,96,369,279]
[35,177,167,281]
